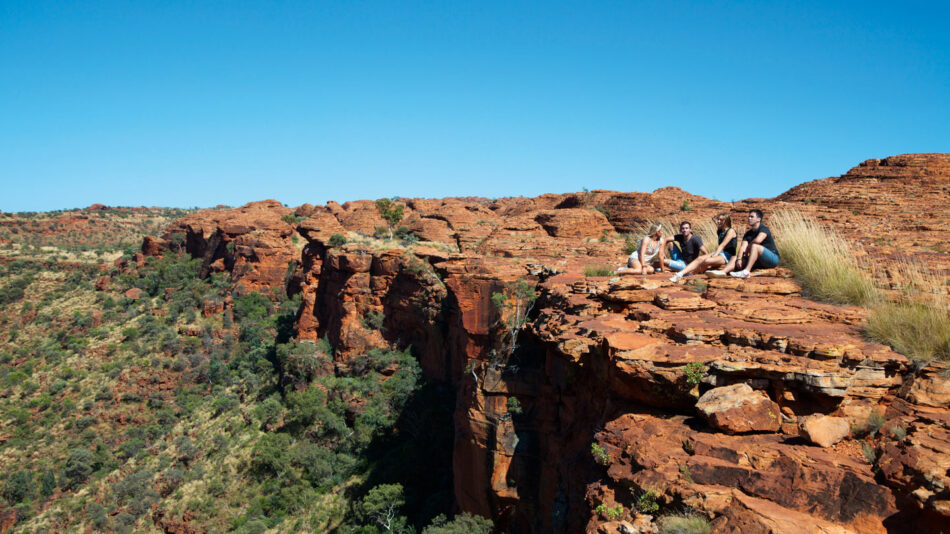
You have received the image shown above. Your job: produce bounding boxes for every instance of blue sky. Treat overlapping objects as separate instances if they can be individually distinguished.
[1,1,948,211]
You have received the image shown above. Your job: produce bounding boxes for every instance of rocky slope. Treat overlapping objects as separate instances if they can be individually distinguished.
[146,154,950,533]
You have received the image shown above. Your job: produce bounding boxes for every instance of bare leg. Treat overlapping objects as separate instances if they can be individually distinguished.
[743,244,763,273]
[696,254,726,274]
[671,255,704,279]
[720,255,739,274]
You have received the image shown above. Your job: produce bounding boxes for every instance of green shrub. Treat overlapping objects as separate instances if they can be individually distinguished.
[595,503,624,520]
[361,310,386,331]
[506,397,523,416]
[683,362,706,386]
[64,448,97,489]
[636,489,659,513]
[254,396,285,428]
[680,199,692,212]
[250,433,292,478]
[1,470,34,504]
[423,513,493,534]
[281,214,305,225]
[211,394,239,416]
[328,233,347,247]
[591,442,611,466]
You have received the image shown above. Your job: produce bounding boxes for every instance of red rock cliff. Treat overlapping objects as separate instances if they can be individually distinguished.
[146,154,950,533]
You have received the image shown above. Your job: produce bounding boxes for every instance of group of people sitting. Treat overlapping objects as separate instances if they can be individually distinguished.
[620,209,779,280]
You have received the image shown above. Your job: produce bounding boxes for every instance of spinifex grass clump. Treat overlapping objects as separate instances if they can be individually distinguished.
[770,209,879,306]
[584,265,612,277]
[865,258,950,363]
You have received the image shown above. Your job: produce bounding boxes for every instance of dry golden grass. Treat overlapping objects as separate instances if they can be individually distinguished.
[866,258,950,363]
[865,301,950,363]
[770,209,880,307]
[769,208,949,362]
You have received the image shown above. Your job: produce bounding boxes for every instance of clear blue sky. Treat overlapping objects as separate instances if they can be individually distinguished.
[2,1,948,211]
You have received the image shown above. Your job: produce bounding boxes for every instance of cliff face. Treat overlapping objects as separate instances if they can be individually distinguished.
[148,154,950,533]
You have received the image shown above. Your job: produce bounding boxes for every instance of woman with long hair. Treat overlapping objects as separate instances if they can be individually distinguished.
[623,223,667,274]
[669,213,737,281]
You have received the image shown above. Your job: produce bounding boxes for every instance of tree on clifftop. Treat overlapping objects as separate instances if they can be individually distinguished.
[376,198,405,240]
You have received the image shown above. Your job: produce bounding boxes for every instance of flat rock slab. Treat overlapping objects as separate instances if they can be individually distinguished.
[696,383,782,434]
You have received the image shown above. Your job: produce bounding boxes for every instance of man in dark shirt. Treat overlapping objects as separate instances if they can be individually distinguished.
[730,209,780,279]
[663,221,707,272]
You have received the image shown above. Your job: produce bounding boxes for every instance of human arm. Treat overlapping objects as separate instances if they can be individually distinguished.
[735,238,750,270]
[656,238,668,272]
[711,228,736,256]
[638,238,649,274]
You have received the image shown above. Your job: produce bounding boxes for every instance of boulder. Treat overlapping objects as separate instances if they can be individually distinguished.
[799,415,850,448]
[695,383,781,434]
[95,275,111,291]
[124,287,143,300]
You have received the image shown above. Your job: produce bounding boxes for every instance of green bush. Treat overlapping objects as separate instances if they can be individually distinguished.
[361,310,386,331]
[595,503,624,520]
[1,470,34,504]
[591,443,610,466]
[636,490,659,513]
[683,362,706,386]
[64,448,97,489]
[328,233,347,247]
[424,513,493,533]
[250,433,293,478]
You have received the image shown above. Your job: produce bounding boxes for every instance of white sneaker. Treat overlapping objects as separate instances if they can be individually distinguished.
[669,274,681,283]
[730,270,751,279]
[707,270,725,276]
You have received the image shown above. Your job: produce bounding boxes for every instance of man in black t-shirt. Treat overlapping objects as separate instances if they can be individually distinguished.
[729,209,780,279]
[662,221,707,272]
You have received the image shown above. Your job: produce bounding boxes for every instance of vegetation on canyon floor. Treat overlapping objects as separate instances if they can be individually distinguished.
[0,210,490,532]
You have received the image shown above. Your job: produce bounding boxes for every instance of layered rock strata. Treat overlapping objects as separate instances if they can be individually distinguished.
[144,154,950,533]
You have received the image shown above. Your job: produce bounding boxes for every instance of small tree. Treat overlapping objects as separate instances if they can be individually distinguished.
[490,279,537,367]
[375,198,405,240]
[359,483,409,533]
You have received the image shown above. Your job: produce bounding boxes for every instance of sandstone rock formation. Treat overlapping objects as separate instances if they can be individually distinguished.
[799,414,851,448]
[143,153,950,533]
[695,383,782,434]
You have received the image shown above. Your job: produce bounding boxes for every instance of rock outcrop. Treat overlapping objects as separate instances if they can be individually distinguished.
[144,154,950,533]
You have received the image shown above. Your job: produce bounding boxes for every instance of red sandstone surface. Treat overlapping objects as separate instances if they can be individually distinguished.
[144,154,950,533]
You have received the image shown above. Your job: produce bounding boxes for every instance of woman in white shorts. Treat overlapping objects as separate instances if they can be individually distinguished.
[624,223,666,274]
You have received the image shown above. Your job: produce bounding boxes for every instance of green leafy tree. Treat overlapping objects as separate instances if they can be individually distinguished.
[358,483,410,533]
[423,513,493,533]
[375,199,405,240]
[490,279,537,366]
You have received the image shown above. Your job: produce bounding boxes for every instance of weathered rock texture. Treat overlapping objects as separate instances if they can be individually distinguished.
[146,154,950,533]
